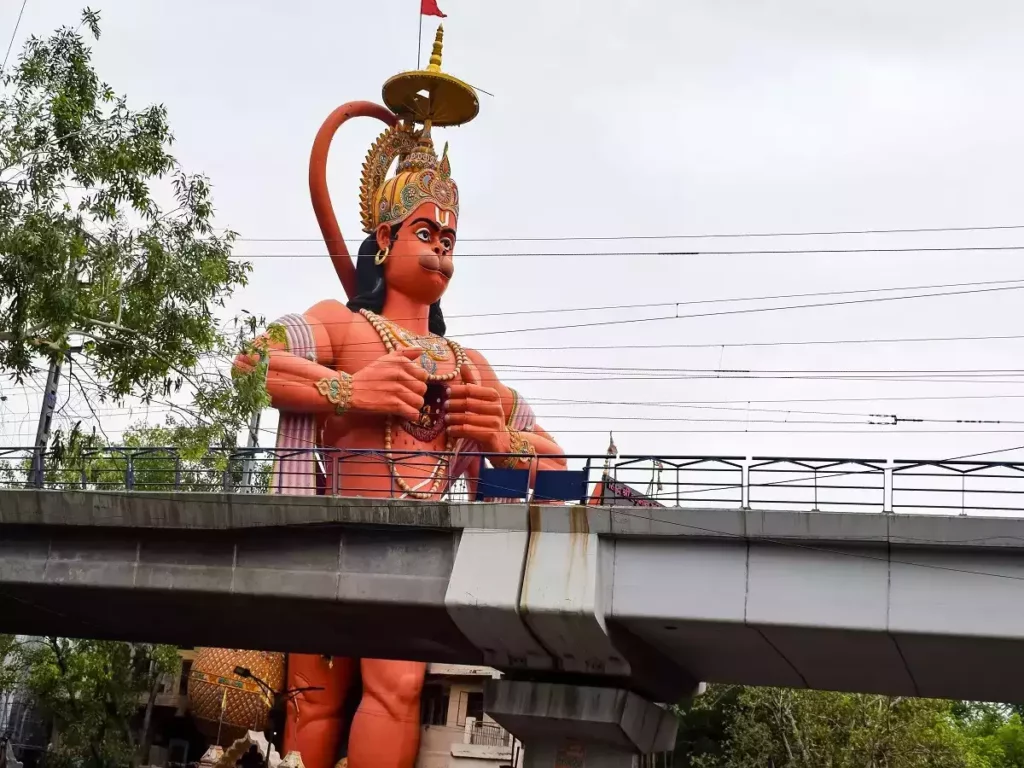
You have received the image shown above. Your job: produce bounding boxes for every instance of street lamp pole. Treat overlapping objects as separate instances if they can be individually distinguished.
[233,666,323,767]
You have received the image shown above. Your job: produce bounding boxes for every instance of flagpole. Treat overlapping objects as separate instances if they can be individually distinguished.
[416,7,423,69]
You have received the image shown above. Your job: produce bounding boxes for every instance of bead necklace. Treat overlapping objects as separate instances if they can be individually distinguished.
[360,309,464,499]
[359,309,466,380]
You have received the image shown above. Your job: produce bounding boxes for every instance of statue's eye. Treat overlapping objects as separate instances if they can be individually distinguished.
[416,229,431,242]
[440,237,453,251]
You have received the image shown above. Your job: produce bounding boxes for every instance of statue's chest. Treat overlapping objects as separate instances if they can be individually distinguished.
[345,316,463,382]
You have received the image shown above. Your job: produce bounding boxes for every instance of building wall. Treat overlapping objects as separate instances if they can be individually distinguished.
[415,665,518,768]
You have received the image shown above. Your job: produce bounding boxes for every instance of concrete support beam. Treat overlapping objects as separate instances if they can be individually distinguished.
[519,528,625,676]
[483,679,677,767]
[445,528,553,670]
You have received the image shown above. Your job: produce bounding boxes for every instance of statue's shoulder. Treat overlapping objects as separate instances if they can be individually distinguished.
[305,299,368,350]
[306,298,352,323]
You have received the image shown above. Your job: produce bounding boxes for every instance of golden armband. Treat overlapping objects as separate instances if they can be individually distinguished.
[316,373,354,415]
[495,428,536,468]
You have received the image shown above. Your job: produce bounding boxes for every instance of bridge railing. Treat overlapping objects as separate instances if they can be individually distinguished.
[3,446,1024,516]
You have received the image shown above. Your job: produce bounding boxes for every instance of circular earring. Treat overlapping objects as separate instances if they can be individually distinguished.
[374,246,389,265]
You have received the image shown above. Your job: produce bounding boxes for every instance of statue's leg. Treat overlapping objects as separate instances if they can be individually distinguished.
[346,659,427,768]
[284,654,354,768]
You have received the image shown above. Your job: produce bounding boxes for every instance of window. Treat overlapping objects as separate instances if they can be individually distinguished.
[420,684,449,726]
[178,660,192,696]
[465,691,483,723]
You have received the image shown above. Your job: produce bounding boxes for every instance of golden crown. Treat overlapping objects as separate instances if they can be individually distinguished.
[358,123,457,233]
[358,25,475,233]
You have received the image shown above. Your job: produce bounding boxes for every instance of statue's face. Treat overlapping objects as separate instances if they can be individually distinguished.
[376,201,457,306]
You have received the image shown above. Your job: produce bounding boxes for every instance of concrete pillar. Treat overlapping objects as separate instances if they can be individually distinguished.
[483,680,677,768]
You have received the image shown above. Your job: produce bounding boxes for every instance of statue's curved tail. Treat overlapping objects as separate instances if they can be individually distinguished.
[309,101,397,300]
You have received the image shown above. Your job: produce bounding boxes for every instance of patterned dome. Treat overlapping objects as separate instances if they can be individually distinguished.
[188,648,285,745]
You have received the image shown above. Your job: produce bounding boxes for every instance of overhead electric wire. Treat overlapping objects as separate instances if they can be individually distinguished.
[487,364,1024,374]
[7,398,1022,426]
[227,244,1024,259]
[529,393,1024,409]
[14,278,1022,363]
[225,282,1024,345]
[402,276,1024,319]
[465,333,1024,352]
[1,0,27,74]
[234,276,1024,323]
[231,221,1024,244]
[226,371,1024,386]
[452,283,1024,339]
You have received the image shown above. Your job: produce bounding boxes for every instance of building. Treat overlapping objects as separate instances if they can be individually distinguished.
[417,665,520,768]
[142,648,205,768]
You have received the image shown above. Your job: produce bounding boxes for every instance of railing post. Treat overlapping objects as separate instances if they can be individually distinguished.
[812,467,819,512]
[961,473,967,517]
[125,454,135,491]
[222,455,233,493]
[463,717,474,744]
[741,458,751,510]
[884,460,893,513]
[30,448,44,489]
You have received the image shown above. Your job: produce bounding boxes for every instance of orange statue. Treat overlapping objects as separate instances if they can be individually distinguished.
[232,26,565,768]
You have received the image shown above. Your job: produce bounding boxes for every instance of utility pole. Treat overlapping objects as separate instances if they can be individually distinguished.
[240,409,261,492]
[31,355,63,488]
[240,357,270,492]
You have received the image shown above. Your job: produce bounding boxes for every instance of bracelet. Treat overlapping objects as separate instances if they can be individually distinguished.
[495,428,536,468]
[316,372,354,415]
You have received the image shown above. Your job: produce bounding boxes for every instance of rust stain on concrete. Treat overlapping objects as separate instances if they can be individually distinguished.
[520,503,543,607]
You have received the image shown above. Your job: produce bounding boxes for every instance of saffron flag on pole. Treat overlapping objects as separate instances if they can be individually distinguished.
[421,0,447,17]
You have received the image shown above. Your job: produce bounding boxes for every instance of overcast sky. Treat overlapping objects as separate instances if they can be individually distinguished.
[4,0,1024,470]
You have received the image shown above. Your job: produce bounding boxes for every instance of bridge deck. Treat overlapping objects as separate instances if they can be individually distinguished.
[3,489,1024,703]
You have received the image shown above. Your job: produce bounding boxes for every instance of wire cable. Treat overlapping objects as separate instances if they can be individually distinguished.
[231,221,1024,244]
[226,244,1024,259]
[1,0,27,74]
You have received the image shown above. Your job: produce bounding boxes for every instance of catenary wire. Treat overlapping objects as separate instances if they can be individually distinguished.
[226,244,1024,258]
[204,277,1024,327]
[216,282,1024,347]
[0,0,28,74]
[230,222,1024,243]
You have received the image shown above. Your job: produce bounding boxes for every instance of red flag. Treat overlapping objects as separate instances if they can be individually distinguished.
[421,0,447,17]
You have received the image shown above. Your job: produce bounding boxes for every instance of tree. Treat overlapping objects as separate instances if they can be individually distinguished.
[673,685,1024,768]
[15,637,179,768]
[673,685,741,767]
[0,634,23,722]
[31,421,273,492]
[953,704,1024,768]
[0,8,267,447]
[723,687,976,768]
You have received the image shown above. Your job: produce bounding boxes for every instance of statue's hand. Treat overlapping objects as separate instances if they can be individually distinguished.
[350,347,428,422]
[445,361,508,452]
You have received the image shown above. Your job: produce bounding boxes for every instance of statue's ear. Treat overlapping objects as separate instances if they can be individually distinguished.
[375,223,393,253]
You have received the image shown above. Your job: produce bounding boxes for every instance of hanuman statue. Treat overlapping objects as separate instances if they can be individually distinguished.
[229,26,566,768]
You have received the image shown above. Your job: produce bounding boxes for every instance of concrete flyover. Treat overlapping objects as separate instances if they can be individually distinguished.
[3,490,1024,706]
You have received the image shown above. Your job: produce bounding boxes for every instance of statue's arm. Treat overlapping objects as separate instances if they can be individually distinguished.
[233,300,427,421]
[455,348,566,471]
[232,301,350,413]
